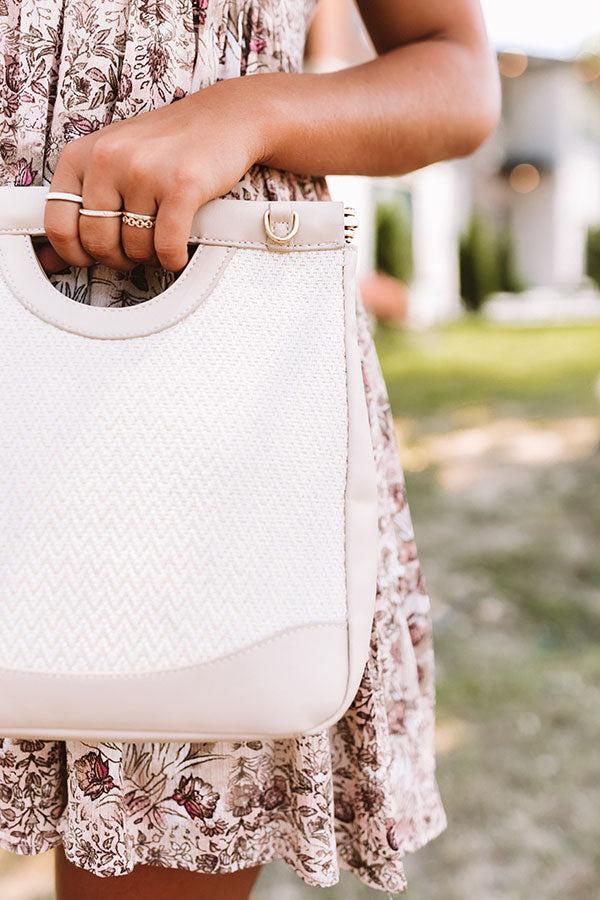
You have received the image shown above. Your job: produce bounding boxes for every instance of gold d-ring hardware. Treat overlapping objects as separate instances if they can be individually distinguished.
[263,209,300,243]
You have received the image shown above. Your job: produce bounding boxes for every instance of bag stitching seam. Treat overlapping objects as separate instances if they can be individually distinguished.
[0,621,347,680]
[0,239,236,339]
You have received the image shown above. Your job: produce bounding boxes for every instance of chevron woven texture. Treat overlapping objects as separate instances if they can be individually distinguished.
[0,248,348,675]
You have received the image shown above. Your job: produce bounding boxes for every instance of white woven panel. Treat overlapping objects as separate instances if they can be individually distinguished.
[0,248,348,675]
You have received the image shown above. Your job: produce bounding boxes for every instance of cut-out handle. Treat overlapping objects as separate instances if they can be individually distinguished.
[0,188,347,340]
[0,235,233,340]
[0,187,345,250]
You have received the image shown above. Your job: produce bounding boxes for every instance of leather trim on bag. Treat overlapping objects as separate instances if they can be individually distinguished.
[0,238,235,339]
[0,623,349,740]
[0,187,346,251]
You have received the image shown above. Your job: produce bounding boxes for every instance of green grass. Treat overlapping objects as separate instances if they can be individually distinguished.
[375,317,600,899]
[376,318,600,417]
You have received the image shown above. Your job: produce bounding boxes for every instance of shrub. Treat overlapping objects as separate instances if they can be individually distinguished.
[375,200,413,284]
[497,228,525,294]
[586,226,600,289]
[459,214,500,311]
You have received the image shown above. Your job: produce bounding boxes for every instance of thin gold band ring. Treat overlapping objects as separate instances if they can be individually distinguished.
[79,208,123,218]
[46,192,84,204]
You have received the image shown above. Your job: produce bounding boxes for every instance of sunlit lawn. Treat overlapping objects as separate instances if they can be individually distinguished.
[376,317,600,419]
[2,319,600,900]
[264,319,600,900]
[379,319,600,900]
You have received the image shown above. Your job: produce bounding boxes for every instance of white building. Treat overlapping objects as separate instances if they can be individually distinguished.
[307,3,600,324]
[474,54,600,290]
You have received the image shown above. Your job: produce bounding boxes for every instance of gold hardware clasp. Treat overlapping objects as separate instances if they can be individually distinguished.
[344,206,358,244]
[263,209,300,244]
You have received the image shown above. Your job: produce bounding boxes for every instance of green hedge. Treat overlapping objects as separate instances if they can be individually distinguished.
[375,200,413,284]
[459,214,524,311]
[586,227,600,289]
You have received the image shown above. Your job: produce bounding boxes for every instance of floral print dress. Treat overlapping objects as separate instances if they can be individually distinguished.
[0,0,446,892]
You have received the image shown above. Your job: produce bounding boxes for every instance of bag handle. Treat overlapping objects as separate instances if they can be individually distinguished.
[0,187,346,251]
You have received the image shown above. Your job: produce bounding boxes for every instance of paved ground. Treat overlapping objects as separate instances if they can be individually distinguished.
[2,320,600,900]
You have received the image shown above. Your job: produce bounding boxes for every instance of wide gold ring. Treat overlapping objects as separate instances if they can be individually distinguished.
[122,211,156,229]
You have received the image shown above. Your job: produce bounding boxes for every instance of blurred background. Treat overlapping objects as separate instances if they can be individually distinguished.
[2,1,599,898]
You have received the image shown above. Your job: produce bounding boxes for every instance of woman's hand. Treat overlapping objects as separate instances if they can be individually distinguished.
[44,80,267,274]
[44,0,499,276]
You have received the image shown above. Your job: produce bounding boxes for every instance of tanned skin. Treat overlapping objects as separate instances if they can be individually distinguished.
[41,0,499,279]
[48,3,499,898]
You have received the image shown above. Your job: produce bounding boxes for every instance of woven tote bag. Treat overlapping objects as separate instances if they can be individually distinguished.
[0,186,378,741]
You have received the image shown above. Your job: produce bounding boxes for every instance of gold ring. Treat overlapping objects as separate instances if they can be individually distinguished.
[46,192,84,204]
[79,208,122,218]
[122,211,156,229]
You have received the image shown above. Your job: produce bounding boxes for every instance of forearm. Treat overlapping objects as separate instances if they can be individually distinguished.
[203,33,500,179]
[43,1,499,274]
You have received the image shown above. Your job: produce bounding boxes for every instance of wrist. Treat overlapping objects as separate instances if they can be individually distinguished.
[189,76,281,172]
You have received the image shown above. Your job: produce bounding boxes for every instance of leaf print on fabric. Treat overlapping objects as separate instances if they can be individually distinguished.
[228,777,262,818]
[74,752,116,800]
[260,775,289,811]
[0,742,16,769]
[14,740,46,753]
[171,776,219,820]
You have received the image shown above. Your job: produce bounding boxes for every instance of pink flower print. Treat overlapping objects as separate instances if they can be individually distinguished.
[408,615,429,646]
[14,159,36,185]
[388,699,407,734]
[74,752,116,800]
[171,775,219,820]
[249,32,267,54]
[63,115,102,142]
[195,0,209,26]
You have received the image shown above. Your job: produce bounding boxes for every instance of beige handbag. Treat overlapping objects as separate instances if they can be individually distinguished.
[0,186,378,741]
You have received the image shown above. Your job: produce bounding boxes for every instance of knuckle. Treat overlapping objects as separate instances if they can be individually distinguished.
[89,136,119,169]
[156,244,186,271]
[80,235,113,259]
[57,139,80,168]
[127,155,154,185]
[170,167,197,196]
[44,220,73,247]
[124,244,154,264]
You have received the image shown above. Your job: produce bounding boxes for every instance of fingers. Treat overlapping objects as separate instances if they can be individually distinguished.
[121,189,159,266]
[78,203,132,273]
[80,159,132,271]
[153,194,198,272]
[44,144,94,268]
[46,131,200,274]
